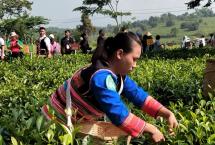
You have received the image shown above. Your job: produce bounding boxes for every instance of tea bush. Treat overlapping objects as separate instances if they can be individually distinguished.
[0,48,214,145]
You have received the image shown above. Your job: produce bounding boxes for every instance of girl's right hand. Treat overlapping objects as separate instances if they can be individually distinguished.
[151,127,165,143]
[144,123,165,143]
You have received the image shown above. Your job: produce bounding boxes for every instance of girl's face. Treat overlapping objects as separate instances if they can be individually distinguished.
[115,41,141,75]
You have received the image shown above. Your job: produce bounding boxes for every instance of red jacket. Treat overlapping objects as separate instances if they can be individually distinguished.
[10,39,20,53]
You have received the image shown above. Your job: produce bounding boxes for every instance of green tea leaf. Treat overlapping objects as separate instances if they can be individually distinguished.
[11,137,18,145]
[0,135,3,145]
[46,129,54,142]
[36,115,44,132]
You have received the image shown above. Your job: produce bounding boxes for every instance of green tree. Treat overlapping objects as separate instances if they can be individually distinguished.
[148,16,159,28]
[186,0,214,9]
[166,19,175,27]
[0,15,48,39]
[74,0,131,30]
[195,8,214,17]
[161,13,176,23]
[177,12,189,20]
[78,13,95,34]
[0,0,32,19]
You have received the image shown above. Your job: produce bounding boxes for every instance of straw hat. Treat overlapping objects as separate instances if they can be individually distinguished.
[10,32,17,37]
[49,34,55,39]
[145,31,152,36]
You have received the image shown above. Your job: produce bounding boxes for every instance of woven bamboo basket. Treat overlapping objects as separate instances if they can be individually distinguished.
[78,121,131,145]
[79,121,128,140]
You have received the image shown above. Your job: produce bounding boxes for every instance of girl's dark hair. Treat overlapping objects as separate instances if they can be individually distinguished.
[91,31,141,65]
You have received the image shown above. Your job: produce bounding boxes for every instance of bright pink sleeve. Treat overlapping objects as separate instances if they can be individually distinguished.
[141,96,163,118]
[119,113,146,137]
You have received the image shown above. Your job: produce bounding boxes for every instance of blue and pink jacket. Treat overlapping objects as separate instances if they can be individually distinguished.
[42,61,163,137]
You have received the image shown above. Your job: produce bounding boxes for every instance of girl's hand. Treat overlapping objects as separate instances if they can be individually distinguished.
[157,107,178,135]
[151,128,165,143]
[167,112,178,135]
[144,123,165,143]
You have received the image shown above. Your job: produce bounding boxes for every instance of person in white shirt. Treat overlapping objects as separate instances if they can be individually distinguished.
[37,27,52,58]
[0,36,5,60]
[181,35,192,49]
[199,35,206,48]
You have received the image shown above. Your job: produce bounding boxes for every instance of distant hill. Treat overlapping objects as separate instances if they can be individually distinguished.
[143,17,215,43]
[102,8,215,44]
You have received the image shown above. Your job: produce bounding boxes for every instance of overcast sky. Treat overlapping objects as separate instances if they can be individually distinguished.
[31,0,215,28]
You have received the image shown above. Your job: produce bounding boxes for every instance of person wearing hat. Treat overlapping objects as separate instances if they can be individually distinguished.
[37,27,52,58]
[49,34,61,55]
[0,34,5,60]
[8,32,24,59]
[145,32,154,52]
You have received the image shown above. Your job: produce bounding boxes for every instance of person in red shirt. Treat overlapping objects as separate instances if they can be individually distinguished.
[9,32,23,58]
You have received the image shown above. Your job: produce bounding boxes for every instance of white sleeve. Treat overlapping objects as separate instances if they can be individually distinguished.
[44,37,51,51]
[0,38,5,46]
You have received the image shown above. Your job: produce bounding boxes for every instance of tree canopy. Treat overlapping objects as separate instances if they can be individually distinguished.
[186,0,215,9]
[74,0,131,29]
[0,0,32,19]
[78,13,95,34]
[0,0,49,40]
[0,15,48,39]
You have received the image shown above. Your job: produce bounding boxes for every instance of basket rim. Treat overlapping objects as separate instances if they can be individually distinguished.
[206,59,215,63]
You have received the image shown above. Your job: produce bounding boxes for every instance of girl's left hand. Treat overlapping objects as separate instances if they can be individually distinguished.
[167,113,178,135]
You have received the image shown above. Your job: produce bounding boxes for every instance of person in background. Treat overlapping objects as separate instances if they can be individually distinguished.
[49,34,61,55]
[42,32,178,143]
[61,30,75,55]
[141,34,148,53]
[37,27,52,58]
[181,35,192,49]
[8,32,24,59]
[207,33,214,46]
[0,34,5,60]
[91,29,106,56]
[212,34,215,47]
[97,29,106,50]
[79,32,92,54]
[145,32,154,51]
[154,35,162,51]
[199,35,206,48]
